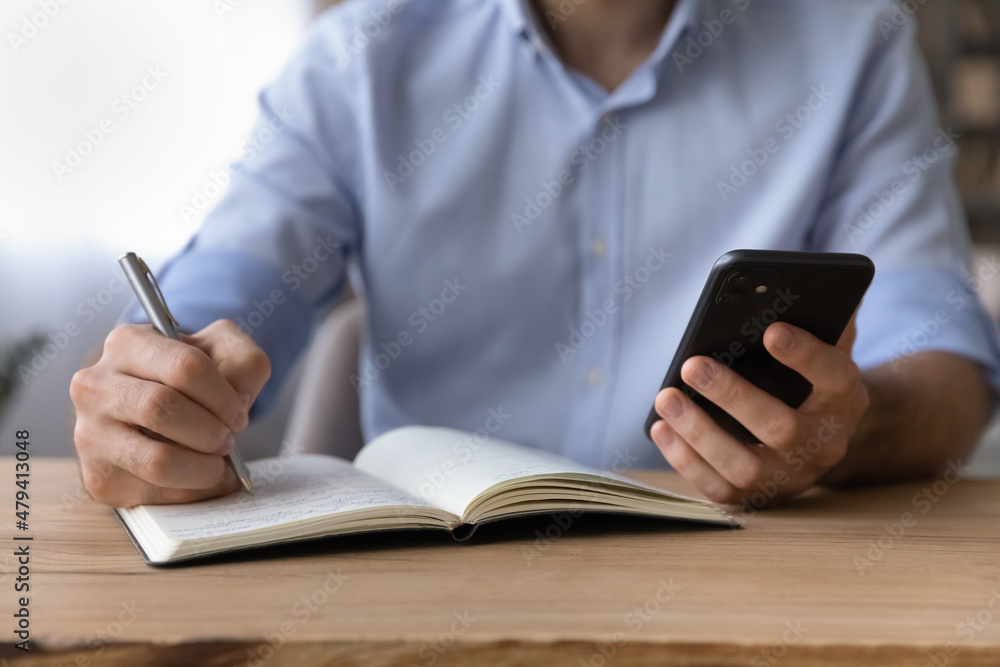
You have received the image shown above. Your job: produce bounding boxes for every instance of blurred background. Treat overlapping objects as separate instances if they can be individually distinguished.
[2,0,1000,475]
[0,0,312,461]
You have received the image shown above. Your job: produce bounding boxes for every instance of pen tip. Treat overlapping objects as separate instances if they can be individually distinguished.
[241,477,254,495]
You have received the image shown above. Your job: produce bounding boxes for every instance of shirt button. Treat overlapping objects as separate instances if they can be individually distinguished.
[588,236,608,258]
[529,35,546,56]
[586,368,603,386]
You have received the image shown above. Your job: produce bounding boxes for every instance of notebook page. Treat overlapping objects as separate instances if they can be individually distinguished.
[354,426,625,517]
[130,454,442,541]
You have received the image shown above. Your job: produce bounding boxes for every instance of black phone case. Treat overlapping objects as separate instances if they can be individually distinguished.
[644,250,875,444]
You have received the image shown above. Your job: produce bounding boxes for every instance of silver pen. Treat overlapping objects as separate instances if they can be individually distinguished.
[118,252,254,494]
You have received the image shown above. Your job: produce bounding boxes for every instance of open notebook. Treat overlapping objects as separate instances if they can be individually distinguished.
[115,426,736,564]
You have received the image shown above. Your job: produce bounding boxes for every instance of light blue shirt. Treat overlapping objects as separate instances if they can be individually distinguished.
[139,0,1000,468]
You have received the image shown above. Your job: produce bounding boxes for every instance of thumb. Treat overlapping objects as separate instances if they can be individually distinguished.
[185,320,272,412]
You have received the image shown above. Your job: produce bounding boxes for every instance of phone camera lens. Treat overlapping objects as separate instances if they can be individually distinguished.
[727,271,754,289]
[717,290,744,307]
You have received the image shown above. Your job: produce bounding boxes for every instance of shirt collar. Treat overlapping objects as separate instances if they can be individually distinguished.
[498,0,702,69]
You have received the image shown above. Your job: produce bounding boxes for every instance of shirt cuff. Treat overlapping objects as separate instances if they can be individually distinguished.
[854,266,1000,396]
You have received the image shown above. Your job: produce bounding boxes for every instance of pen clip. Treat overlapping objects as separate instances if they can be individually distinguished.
[136,256,179,331]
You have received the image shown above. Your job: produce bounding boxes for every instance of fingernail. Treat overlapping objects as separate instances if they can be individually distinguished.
[239,392,253,410]
[658,394,684,420]
[771,325,795,351]
[690,362,715,390]
[221,431,236,455]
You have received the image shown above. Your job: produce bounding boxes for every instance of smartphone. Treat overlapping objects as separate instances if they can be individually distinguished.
[643,249,875,444]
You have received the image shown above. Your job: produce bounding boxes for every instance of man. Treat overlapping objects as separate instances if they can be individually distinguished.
[70,0,1000,508]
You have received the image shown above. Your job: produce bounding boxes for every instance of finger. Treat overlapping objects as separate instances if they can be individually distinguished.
[187,320,271,411]
[650,419,739,504]
[655,387,769,490]
[105,376,235,455]
[72,364,231,455]
[80,457,241,507]
[96,418,235,490]
[763,322,863,399]
[679,357,804,451]
[836,310,859,356]
[107,324,247,432]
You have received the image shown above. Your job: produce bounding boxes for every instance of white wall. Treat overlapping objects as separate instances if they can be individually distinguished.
[0,0,311,457]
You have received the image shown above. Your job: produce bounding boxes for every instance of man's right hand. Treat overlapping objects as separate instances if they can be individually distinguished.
[70,319,271,507]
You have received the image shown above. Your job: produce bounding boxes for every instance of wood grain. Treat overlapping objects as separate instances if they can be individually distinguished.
[1,458,997,666]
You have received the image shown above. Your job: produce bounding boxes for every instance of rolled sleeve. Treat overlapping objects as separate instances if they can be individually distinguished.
[855,266,1000,391]
[803,4,1000,397]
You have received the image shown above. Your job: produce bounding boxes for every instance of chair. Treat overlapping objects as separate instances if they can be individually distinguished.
[282,298,367,459]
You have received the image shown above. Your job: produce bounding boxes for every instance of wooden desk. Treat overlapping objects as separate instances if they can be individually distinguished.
[2,458,998,666]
